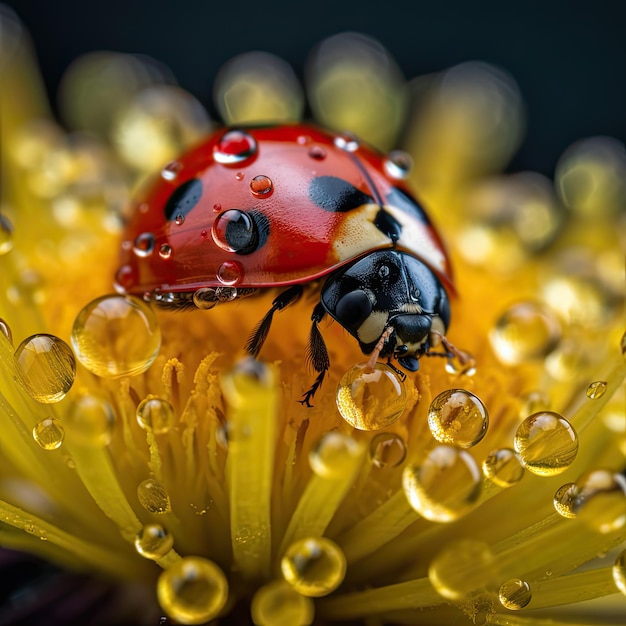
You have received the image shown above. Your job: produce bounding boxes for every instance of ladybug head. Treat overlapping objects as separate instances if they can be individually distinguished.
[320,251,450,371]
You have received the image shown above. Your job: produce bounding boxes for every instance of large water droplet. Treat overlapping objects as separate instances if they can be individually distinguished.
[428,389,489,448]
[32,418,65,450]
[65,394,115,447]
[309,432,361,478]
[281,537,346,597]
[0,214,14,255]
[553,482,579,518]
[514,411,578,476]
[135,523,174,559]
[490,302,561,364]
[403,446,482,522]
[70,295,161,378]
[336,362,406,430]
[213,130,257,165]
[136,397,176,434]
[498,578,532,610]
[482,448,524,488]
[137,478,172,514]
[157,556,228,624]
[369,432,407,469]
[15,334,76,403]
[251,581,314,626]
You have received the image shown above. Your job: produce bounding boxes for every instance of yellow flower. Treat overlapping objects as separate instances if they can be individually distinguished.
[1,13,625,626]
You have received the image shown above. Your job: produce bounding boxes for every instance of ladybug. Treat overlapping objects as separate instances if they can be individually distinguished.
[116,124,459,405]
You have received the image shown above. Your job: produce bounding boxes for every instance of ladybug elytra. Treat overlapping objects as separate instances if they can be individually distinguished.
[116,124,457,405]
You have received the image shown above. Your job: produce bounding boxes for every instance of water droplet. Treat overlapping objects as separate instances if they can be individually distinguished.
[32,418,65,450]
[70,295,161,378]
[251,580,314,626]
[336,362,406,431]
[612,549,626,595]
[369,432,407,469]
[403,446,482,522]
[159,244,172,259]
[553,482,579,518]
[309,432,362,478]
[135,523,174,559]
[212,203,222,213]
[174,214,185,225]
[192,288,218,310]
[586,381,607,399]
[514,411,578,476]
[384,150,413,179]
[65,394,115,447]
[250,174,273,198]
[482,448,524,488]
[428,389,489,449]
[213,130,257,165]
[15,334,76,403]
[136,397,176,434]
[429,539,496,600]
[161,161,182,181]
[200,229,208,239]
[211,209,255,253]
[133,232,155,257]
[574,470,626,534]
[445,351,477,376]
[114,264,137,292]
[216,260,242,285]
[157,556,228,624]
[138,478,172,514]
[0,318,13,345]
[235,171,244,181]
[498,578,532,610]
[334,132,359,152]
[308,146,326,160]
[0,214,14,255]
[490,302,561,365]
[281,537,346,597]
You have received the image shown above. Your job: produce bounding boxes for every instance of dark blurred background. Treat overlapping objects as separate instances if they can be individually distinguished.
[5,0,625,176]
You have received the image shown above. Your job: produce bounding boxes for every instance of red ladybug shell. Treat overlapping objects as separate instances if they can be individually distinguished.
[115,124,452,296]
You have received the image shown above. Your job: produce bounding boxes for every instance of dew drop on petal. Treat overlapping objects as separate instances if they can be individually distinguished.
[586,381,607,399]
[336,362,406,430]
[281,537,346,597]
[0,213,14,255]
[613,549,626,595]
[32,418,65,450]
[514,411,578,476]
[553,482,580,519]
[137,478,172,514]
[429,539,496,600]
[490,302,561,365]
[250,174,273,198]
[309,432,362,478]
[383,150,412,179]
[157,556,228,624]
[70,295,161,378]
[161,160,183,181]
[403,446,482,522]
[0,318,13,345]
[65,394,115,447]
[136,397,176,434]
[251,580,314,626]
[135,523,174,559]
[369,432,407,469]
[574,470,626,534]
[428,389,489,448]
[498,578,532,610]
[133,232,155,257]
[482,448,524,488]
[15,334,76,403]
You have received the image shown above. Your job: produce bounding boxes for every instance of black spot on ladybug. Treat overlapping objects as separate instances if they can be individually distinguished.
[374,208,402,243]
[164,178,203,221]
[225,209,270,255]
[309,176,374,213]
[386,187,430,224]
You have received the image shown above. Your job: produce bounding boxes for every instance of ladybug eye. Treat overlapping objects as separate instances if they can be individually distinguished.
[335,290,372,327]
[212,209,269,255]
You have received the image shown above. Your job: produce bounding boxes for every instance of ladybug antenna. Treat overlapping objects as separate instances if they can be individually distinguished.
[245,285,302,357]
[299,304,330,408]
[429,329,475,369]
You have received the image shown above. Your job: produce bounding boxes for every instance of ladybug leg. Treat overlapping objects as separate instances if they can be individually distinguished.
[428,330,475,369]
[299,304,330,407]
[245,285,303,357]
